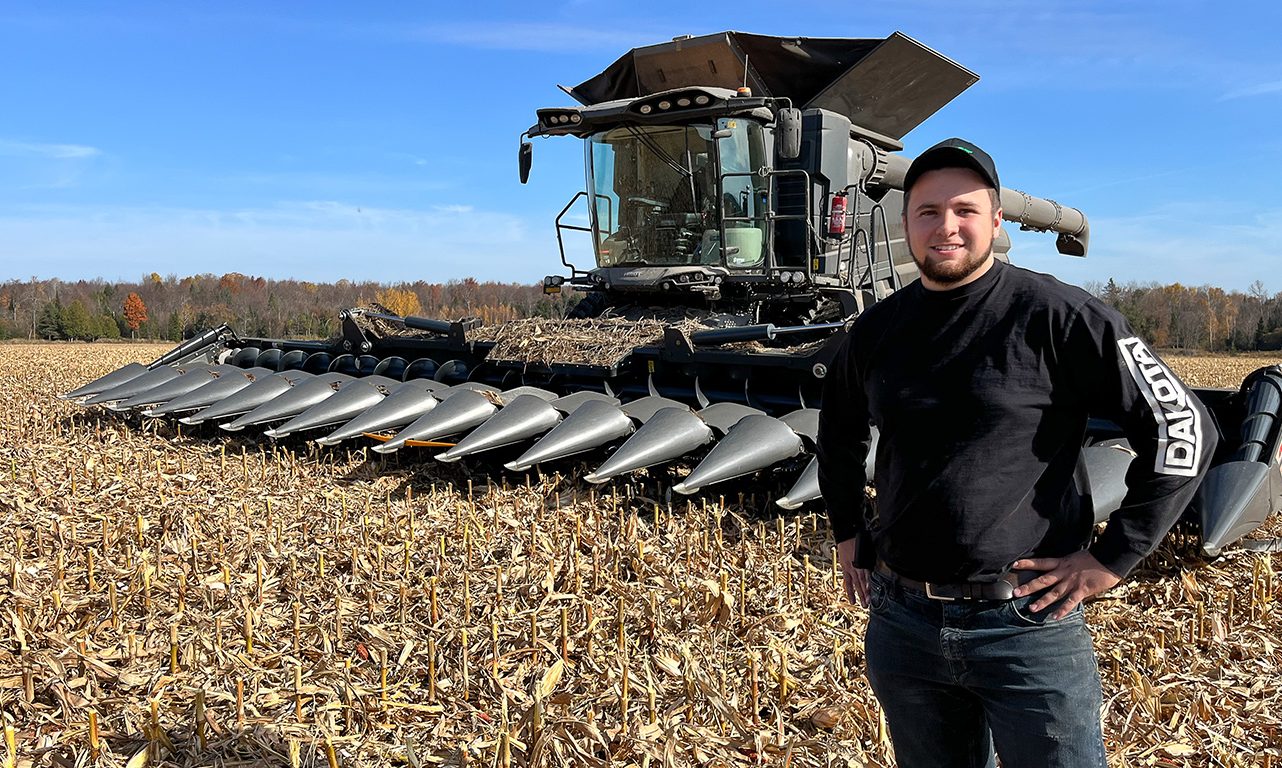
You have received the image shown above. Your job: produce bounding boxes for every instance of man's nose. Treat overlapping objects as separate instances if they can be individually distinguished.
[936,210,961,234]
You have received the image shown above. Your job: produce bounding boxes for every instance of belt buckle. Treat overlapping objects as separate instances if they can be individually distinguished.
[923,582,956,602]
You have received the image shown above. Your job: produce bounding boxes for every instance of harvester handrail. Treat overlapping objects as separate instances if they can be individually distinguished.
[765,168,816,277]
[865,201,899,298]
[554,191,593,278]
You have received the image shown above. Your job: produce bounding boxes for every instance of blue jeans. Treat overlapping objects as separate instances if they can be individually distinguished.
[865,570,1106,768]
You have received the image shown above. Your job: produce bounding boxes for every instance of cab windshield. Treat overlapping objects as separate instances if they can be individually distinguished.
[587,118,768,268]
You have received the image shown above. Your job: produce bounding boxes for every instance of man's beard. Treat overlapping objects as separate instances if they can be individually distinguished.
[912,242,993,286]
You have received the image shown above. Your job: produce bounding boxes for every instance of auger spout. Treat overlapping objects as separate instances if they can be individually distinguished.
[872,150,1090,256]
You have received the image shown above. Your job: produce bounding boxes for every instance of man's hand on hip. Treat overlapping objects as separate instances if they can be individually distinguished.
[836,538,870,606]
[1011,551,1121,619]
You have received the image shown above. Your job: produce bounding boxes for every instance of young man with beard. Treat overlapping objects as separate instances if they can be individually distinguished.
[816,138,1216,767]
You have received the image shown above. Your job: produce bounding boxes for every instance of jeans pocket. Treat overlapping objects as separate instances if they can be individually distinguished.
[1005,594,1082,627]
[868,574,890,614]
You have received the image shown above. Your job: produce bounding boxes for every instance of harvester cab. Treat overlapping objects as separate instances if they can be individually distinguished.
[523,31,1087,325]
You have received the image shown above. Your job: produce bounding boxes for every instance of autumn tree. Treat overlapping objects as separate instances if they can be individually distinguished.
[374,287,423,318]
[123,292,148,337]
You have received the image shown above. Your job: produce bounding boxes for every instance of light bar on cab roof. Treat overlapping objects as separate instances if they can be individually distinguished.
[535,108,584,133]
[631,90,718,117]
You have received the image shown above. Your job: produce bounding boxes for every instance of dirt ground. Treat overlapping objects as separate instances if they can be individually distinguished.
[0,342,1278,767]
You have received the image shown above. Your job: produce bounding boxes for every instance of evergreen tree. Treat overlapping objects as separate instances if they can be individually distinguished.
[36,301,63,340]
[166,312,183,341]
[1101,278,1122,305]
[61,300,92,340]
[94,314,121,339]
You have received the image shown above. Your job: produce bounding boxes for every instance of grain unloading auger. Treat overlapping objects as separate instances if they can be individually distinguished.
[65,32,1282,556]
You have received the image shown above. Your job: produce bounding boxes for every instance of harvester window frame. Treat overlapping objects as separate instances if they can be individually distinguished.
[585,121,767,270]
[713,117,769,270]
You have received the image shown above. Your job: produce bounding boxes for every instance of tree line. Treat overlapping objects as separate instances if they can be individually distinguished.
[3,272,1282,352]
[1090,279,1282,352]
[0,273,576,343]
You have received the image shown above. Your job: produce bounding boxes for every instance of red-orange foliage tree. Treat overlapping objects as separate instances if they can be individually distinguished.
[122,292,148,337]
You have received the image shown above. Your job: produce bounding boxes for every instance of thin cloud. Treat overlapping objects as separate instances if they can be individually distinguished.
[1219,79,1282,101]
[0,139,102,159]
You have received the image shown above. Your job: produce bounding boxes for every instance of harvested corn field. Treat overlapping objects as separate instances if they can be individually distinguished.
[1,343,1280,767]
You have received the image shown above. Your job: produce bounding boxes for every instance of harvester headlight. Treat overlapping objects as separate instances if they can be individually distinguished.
[639,104,653,114]
[695,95,710,105]
[791,271,806,283]
[677,97,691,107]
[779,271,792,283]
[658,100,672,110]
[569,114,582,123]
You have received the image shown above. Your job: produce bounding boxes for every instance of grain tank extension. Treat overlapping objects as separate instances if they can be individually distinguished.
[66,32,1281,555]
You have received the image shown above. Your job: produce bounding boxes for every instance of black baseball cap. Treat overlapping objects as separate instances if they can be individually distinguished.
[902,138,1000,194]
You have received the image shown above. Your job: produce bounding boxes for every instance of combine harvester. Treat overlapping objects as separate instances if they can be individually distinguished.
[66,32,1281,555]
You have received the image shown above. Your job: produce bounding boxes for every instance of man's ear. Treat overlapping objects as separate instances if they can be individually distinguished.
[993,207,1003,233]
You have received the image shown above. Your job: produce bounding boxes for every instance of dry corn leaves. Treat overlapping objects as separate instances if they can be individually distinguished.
[473,310,819,369]
[0,342,1278,768]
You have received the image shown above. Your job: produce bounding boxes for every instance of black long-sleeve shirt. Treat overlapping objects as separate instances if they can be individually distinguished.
[817,259,1217,582]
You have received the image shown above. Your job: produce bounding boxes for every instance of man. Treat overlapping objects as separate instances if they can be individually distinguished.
[816,138,1216,767]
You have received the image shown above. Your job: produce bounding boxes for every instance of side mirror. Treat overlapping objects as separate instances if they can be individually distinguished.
[519,141,533,184]
[776,108,801,160]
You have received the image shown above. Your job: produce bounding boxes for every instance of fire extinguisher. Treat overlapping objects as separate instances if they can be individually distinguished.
[827,193,847,236]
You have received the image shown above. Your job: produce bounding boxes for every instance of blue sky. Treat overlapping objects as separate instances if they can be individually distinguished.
[2,1,1280,292]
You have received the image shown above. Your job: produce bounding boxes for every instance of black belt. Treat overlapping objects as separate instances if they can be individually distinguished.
[875,562,1023,602]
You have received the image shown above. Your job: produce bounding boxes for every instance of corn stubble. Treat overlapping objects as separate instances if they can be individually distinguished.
[0,343,1279,767]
